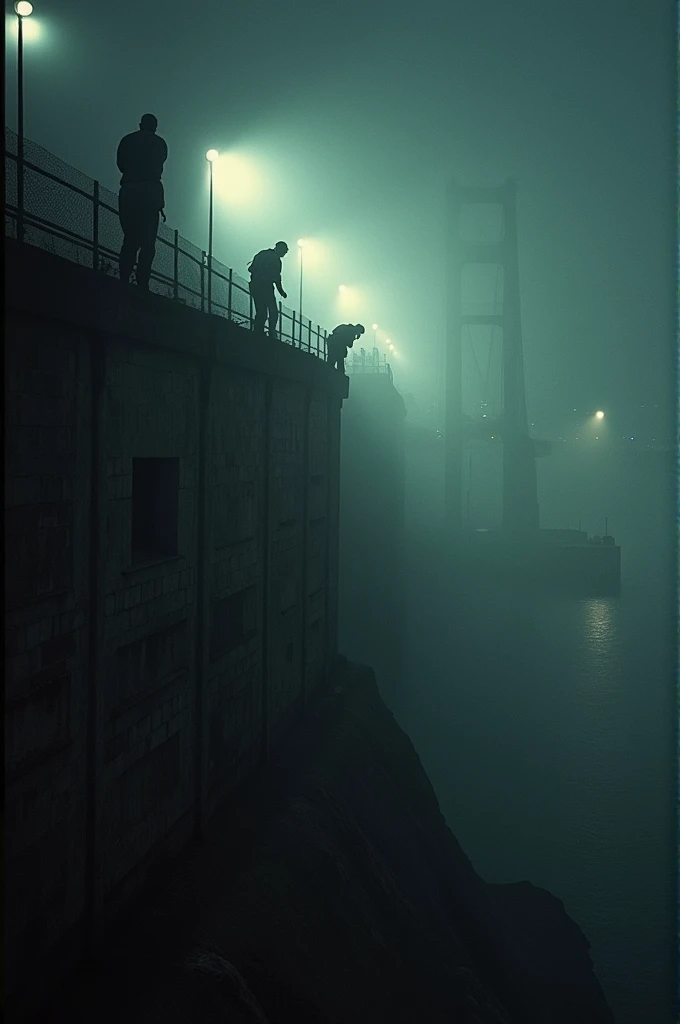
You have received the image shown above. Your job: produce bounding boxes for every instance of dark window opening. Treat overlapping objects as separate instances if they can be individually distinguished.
[131,457,180,563]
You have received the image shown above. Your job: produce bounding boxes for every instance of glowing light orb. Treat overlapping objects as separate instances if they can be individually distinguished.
[595,410,605,420]
[212,152,261,204]
[8,5,41,40]
[206,149,219,162]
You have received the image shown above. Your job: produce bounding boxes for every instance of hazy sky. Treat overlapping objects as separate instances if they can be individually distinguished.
[5,0,675,436]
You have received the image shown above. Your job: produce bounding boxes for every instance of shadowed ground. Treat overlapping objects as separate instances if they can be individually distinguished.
[33,661,614,1024]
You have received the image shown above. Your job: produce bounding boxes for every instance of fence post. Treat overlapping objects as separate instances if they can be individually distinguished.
[292,310,297,348]
[249,291,254,331]
[207,253,212,315]
[173,230,179,301]
[92,181,99,271]
[307,319,312,354]
[16,146,24,243]
[228,268,233,318]
[200,251,206,313]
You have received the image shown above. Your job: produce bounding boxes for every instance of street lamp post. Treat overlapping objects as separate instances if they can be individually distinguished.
[297,238,305,346]
[206,149,218,313]
[15,1,33,243]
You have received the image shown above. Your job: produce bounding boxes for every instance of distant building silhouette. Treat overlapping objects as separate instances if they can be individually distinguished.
[117,113,168,290]
[248,241,289,338]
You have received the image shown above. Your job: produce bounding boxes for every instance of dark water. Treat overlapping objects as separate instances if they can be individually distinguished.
[394,441,676,1024]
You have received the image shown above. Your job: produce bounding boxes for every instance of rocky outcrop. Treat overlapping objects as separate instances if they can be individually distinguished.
[42,660,614,1024]
[487,881,615,1022]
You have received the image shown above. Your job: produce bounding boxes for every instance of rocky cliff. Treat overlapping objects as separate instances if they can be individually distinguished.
[45,661,614,1023]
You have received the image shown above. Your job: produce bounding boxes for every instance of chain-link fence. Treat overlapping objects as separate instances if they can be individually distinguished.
[4,127,333,358]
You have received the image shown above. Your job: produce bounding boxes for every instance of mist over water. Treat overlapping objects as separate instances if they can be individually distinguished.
[391,436,676,1024]
[4,0,674,1018]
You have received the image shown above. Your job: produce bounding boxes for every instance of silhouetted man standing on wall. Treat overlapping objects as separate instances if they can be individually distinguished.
[117,114,167,290]
[327,323,365,372]
[248,241,289,338]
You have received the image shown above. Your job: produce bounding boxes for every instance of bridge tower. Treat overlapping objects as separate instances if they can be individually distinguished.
[444,178,539,533]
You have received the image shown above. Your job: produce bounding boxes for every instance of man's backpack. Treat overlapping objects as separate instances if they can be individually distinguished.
[248,250,267,276]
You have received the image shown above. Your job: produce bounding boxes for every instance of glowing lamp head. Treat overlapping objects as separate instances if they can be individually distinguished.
[595,410,605,420]
[15,1,33,16]
[206,149,219,163]
[338,284,346,293]
[385,338,391,345]
[297,238,306,248]
[372,323,378,331]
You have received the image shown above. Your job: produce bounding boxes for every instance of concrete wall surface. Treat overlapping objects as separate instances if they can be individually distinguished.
[338,375,406,693]
[3,239,347,1010]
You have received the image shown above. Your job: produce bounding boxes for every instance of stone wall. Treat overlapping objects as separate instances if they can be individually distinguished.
[3,239,347,1010]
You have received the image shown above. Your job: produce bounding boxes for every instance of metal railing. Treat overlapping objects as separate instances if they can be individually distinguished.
[4,127,331,358]
[346,346,393,382]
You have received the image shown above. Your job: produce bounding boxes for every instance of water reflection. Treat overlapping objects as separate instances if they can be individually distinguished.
[583,597,617,645]
[398,574,674,1024]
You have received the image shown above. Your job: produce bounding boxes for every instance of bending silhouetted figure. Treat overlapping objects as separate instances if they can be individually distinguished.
[248,241,288,338]
[327,323,365,373]
[117,114,168,290]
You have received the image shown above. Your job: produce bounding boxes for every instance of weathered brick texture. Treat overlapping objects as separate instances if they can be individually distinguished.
[4,239,347,1013]
[267,382,306,737]
[205,369,265,811]
[99,340,199,895]
[4,319,90,997]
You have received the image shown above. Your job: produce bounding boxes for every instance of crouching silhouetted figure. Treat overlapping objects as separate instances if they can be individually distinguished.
[248,241,289,338]
[327,323,365,373]
[117,114,168,290]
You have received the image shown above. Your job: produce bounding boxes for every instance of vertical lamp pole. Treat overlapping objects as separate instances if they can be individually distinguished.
[15,1,34,243]
[206,149,218,314]
[297,238,305,346]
